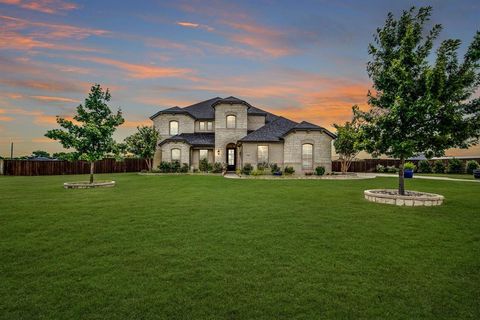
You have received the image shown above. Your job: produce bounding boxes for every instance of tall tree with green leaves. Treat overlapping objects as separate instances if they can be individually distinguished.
[45,84,124,183]
[124,126,159,172]
[31,150,50,158]
[356,6,480,194]
[333,106,363,174]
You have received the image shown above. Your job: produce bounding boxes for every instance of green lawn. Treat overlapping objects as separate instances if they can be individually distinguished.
[416,173,477,180]
[1,174,479,319]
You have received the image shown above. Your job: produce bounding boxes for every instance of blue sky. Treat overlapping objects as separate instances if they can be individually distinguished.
[0,0,479,156]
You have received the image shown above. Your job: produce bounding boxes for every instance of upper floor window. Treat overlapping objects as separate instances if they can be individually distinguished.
[199,149,208,160]
[171,148,181,162]
[169,121,178,135]
[302,143,313,169]
[257,145,268,163]
[199,121,213,131]
[226,115,236,129]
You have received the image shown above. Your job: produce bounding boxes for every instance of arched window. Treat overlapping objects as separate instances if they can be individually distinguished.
[226,115,236,129]
[169,121,179,135]
[302,143,313,169]
[171,148,181,162]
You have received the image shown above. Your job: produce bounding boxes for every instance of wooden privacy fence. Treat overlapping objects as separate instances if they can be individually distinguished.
[332,158,480,173]
[0,158,149,176]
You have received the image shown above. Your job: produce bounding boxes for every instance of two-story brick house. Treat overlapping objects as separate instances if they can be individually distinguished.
[150,96,336,173]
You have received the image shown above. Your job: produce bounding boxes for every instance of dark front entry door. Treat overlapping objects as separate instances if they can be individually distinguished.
[226,147,236,171]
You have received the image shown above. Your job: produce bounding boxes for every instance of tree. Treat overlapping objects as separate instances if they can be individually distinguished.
[124,126,159,171]
[45,84,124,183]
[333,106,363,174]
[31,150,50,158]
[52,152,79,161]
[356,6,480,195]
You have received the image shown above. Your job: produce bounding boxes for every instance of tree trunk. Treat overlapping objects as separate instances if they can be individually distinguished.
[89,161,94,184]
[398,158,405,195]
[145,159,152,172]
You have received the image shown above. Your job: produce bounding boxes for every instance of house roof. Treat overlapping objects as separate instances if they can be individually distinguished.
[158,133,215,147]
[150,96,274,121]
[239,117,298,142]
[283,121,337,139]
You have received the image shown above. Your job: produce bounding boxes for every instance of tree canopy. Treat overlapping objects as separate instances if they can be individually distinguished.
[124,126,159,171]
[356,6,480,194]
[333,106,363,174]
[45,84,124,182]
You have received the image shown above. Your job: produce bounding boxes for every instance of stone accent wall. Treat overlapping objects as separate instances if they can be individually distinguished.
[152,114,195,167]
[214,103,248,165]
[247,115,266,131]
[159,141,190,165]
[241,142,284,168]
[283,131,333,173]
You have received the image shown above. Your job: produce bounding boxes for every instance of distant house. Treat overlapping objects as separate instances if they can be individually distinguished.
[150,96,336,173]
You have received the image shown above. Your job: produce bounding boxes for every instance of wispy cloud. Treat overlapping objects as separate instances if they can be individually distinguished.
[176,21,214,31]
[0,15,109,53]
[30,95,78,103]
[70,55,194,79]
[0,0,78,14]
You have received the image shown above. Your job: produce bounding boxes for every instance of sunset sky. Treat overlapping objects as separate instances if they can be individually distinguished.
[1,0,479,157]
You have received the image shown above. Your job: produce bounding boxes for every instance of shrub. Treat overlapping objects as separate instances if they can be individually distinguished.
[170,160,181,173]
[212,162,224,173]
[270,163,280,174]
[305,171,314,176]
[180,163,189,173]
[242,163,253,175]
[433,160,446,173]
[315,166,325,176]
[284,166,295,175]
[199,158,212,172]
[140,169,148,173]
[386,166,398,173]
[466,160,479,174]
[404,162,416,171]
[257,162,269,171]
[446,158,464,174]
[251,169,265,176]
[376,164,385,173]
[417,160,432,173]
[159,161,171,173]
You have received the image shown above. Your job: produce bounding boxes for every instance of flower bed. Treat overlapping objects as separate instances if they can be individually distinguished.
[364,189,444,206]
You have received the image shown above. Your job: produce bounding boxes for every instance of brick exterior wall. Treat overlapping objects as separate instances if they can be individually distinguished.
[241,142,284,168]
[160,142,190,165]
[247,115,266,131]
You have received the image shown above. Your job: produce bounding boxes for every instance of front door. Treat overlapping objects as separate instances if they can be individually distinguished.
[226,147,236,171]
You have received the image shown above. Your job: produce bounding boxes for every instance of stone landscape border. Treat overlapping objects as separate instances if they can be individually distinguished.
[64,181,116,189]
[364,189,444,206]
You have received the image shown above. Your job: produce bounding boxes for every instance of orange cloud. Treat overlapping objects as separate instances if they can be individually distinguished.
[0,0,78,14]
[0,115,14,121]
[122,119,152,128]
[32,137,54,143]
[177,21,199,28]
[72,55,194,79]
[30,95,78,103]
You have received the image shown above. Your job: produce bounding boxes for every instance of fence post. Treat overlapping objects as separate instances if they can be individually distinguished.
[0,159,3,175]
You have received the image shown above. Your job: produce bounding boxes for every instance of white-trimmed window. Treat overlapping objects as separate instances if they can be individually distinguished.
[171,148,181,161]
[199,149,208,160]
[226,115,236,129]
[302,143,313,169]
[199,121,213,131]
[257,145,268,163]
[169,121,179,135]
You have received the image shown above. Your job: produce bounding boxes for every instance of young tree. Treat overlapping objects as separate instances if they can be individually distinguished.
[31,150,50,158]
[124,126,159,171]
[356,6,480,195]
[45,84,124,183]
[333,106,363,174]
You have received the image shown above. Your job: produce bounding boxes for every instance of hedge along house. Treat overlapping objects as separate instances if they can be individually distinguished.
[150,96,336,173]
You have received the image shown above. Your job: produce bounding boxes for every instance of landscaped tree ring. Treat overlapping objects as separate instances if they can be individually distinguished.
[364,189,444,206]
[63,181,116,189]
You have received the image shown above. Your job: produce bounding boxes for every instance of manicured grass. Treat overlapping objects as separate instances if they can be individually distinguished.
[416,173,477,180]
[1,174,479,319]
